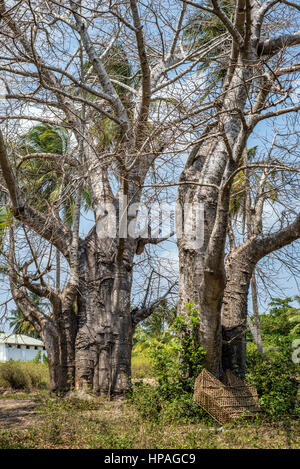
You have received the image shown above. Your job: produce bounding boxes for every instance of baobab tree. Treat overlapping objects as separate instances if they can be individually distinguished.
[222,135,300,375]
[176,0,300,377]
[0,0,225,393]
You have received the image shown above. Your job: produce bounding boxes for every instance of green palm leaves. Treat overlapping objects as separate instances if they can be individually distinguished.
[229,147,277,225]
[8,293,46,339]
[17,123,90,227]
[87,44,136,153]
[0,206,11,237]
[18,124,70,155]
[184,0,234,84]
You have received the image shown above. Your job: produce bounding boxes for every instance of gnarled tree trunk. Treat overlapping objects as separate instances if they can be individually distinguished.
[74,227,136,394]
[221,213,300,376]
[42,324,74,394]
[176,142,228,377]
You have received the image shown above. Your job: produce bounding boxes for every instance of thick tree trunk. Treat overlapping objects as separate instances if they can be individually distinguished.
[176,140,232,377]
[221,209,300,376]
[177,245,225,377]
[53,307,77,392]
[249,271,264,354]
[43,329,68,394]
[176,44,255,377]
[74,229,135,395]
[221,246,254,377]
[41,302,77,394]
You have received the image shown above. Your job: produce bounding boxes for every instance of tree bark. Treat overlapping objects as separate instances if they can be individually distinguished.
[221,245,254,377]
[176,20,257,376]
[221,213,300,376]
[42,324,73,394]
[74,229,136,395]
[249,271,264,354]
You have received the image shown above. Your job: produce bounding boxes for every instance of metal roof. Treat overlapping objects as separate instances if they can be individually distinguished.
[0,333,44,347]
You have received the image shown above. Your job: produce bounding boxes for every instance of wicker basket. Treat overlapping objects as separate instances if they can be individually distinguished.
[193,368,261,424]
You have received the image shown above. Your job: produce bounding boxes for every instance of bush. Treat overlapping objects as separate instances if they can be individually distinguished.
[0,360,49,392]
[246,337,299,419]
[0,361,31,391]
[160,393,209,423]
[130,383,162,421]
[130,303,207,423]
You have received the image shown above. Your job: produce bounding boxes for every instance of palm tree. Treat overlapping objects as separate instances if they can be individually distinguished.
[17,123,91,226]
[184,1,234,93]
[133,302,177,353]
[8,292,48,338]
[0,205,11,243]
[229,146,277,226]
[9,308,39,338]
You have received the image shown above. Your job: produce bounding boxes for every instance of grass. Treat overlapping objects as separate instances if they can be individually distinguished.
[0,360,49,392]
[0,358,298,449]
[0,395,298,449]
[131,354,153,380]
[0,355,152,391]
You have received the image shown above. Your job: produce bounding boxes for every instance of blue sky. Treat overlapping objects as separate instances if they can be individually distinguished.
[0,0,299,332]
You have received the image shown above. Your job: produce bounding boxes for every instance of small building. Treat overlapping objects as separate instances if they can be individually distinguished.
[0,334,46,362]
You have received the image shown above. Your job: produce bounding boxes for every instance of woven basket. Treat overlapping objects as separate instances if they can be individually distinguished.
[194,368,261,424]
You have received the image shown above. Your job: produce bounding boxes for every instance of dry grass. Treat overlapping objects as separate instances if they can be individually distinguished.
[0,395,298,449]
[0,361,49,392]
[131,354,153,380]
[0,360,298,449]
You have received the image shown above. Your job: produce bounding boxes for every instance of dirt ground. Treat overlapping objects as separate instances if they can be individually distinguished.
[0,398,39,429]
[0,395,298,449]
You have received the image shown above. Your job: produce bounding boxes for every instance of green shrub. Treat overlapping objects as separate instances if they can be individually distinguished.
[23,362,48,390]
[0,361,31,391]
[246,336,299,419]
[130,302,207,423]
[130,383,162,421]
[160,393,209,423]
[0,360,49,392]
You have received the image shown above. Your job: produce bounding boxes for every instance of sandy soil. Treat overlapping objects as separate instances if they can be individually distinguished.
[0,398,39,429]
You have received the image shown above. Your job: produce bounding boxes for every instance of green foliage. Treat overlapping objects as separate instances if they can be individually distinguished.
[0,206,11,235]
[246,297,300,419]
[246,339,299,419]
[130,383,162,421]
[132,298,299,424]
[16,123,91,226]
[18,124,70,155]
[0,397,298,449]
[172,302,206,384]
[0,360,49,392]
[84,44,136,155]
[133,302,177,349]
[259,297,300,342]
[184,1,234,87]
[230,146,277,223]
[8,292,47,339]
[33,350,42,364]
[147,302,205,397]
[131,354,152,379]
[131,303,206,423]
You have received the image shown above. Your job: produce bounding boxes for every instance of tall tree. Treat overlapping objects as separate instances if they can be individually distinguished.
[0,0,216,393]
[176,0,300,377]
